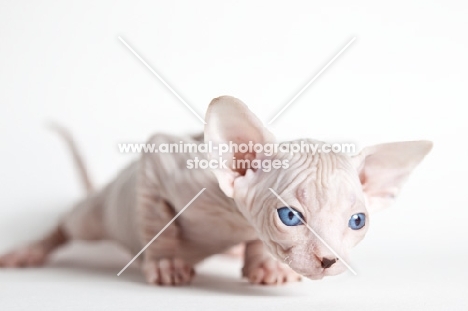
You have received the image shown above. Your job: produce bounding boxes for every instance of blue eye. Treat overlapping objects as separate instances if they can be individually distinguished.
[277,207,304,226]
[348,213,366,230]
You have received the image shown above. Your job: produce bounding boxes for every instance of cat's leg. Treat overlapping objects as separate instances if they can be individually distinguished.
[0,195,104,268]
[242,240,301,285]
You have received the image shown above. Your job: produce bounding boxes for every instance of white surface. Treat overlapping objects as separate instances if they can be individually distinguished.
[1,243,467,310]
[1,0,467,310]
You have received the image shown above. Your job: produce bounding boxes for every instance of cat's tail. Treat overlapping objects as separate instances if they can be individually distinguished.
[47,122,94,195]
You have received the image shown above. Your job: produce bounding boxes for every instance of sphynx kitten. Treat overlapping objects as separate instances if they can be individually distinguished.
[0,96,432,285]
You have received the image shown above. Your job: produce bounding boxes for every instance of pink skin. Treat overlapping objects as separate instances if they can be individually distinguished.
[0,96,432,286]
[205,96,432,281]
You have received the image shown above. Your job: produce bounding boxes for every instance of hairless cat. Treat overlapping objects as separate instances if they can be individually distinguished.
[0,96,432,285]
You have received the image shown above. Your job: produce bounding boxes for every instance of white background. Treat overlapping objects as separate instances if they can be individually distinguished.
[1,0,467,310]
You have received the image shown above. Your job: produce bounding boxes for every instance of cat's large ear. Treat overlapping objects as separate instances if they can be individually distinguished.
[204,96,275,197]
[352,141,432,213]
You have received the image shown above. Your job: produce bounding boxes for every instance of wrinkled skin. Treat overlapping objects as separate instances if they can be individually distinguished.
[230,149,369,279]
[204,96,431,280]
[0,96,432,285]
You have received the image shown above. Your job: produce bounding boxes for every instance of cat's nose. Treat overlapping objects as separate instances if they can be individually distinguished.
[321,257,337,269]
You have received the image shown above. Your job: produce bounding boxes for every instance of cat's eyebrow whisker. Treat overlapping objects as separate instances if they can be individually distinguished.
[269,188,358,276]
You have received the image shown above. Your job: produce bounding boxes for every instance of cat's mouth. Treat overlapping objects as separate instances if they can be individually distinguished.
[302,267,345,280]
[296,260,347,280]
[302,272,326,280]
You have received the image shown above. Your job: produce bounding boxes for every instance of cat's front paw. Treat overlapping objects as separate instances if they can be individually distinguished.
[242,258,302,285]
[142,258,195,286]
